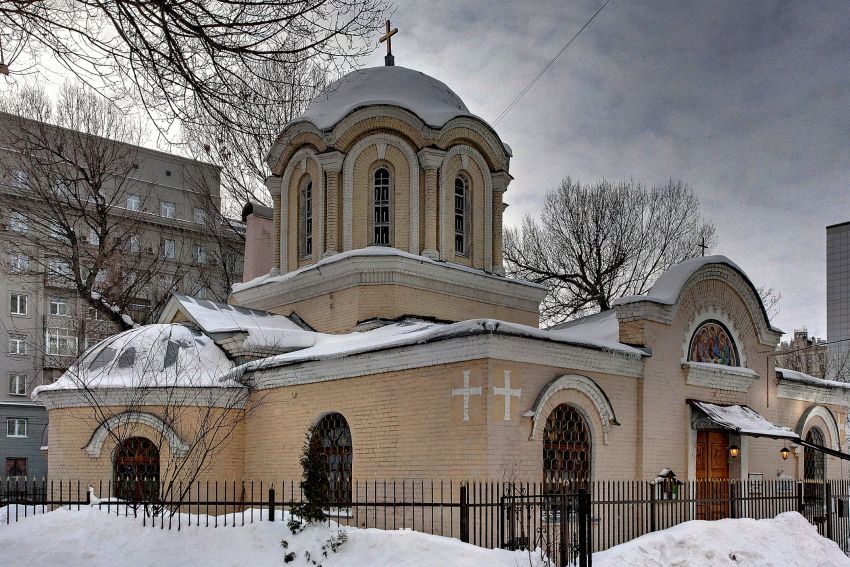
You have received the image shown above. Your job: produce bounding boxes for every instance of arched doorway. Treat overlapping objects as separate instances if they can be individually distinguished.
[542,404,592,492]
[804,427,826,509]
[113,437,160,502]
[313,413,353,504]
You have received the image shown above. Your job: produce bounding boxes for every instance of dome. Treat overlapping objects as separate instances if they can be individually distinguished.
[299,66,473,130]
[34,324,235,395]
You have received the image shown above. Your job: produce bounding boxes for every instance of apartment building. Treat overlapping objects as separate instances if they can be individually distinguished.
[0,115,244,479]
[827,221,850,380]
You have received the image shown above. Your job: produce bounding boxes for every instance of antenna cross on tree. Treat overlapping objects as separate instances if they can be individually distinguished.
[380,20,398,66]
[699,236,708,257]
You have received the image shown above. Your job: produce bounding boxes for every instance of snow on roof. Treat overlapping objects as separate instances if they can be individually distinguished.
[222,316,646,382]
[171,294,302,334]
[689,401,799,440]
[33,324,237,397]
[299,66,471,130]
[612,255,744,307]
[231,247,546,294]
[546,310,634,353]
[775,367,850,390]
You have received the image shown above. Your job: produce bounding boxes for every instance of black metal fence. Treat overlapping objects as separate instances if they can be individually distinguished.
[3,478,850,561]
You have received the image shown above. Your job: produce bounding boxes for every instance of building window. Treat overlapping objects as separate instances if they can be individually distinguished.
[804,427,826,504]
[193,208,206,225]
[94,269,108,286]
[10,253,28,273]
[543,404,592,492]
[454,175,469,256]
[12,169,29,188]
[46,328,77,356]
[192,244,207,264]
[300,179,313,258]
[113,437,159,502]
[160,201,176,219]
[50,297,70,317]
[5,457,27,479]
[9,212,28,233]
[312,412,353,504]
[48,221,63,240]
[6,418,27,438]
[129,234,141,254]
[52,179,72,198]
[373,167,391,246]
[10,293,27,315]
[8,334,27,355]
[9,374,26,396]
[126,194,141,211]
[688,320,739,366]
[89,229,100,246]
[47,259,72,279]
[162,239,175,259]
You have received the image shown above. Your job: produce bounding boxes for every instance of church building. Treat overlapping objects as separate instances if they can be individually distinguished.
[34,58,850,502]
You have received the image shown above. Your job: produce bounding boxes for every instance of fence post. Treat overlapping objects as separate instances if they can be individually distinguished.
[459,483,469,543]
[268,486,276,522]
[649,482,657,532]
[578,488,591,567]
[559,495,568,567]
[729,482,737,519]
[826,482,833,541]
[797,481,804,515]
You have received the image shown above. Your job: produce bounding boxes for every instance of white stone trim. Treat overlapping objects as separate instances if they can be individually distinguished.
[681,306,748,367]
[245,334,643,392]
[342,134,420,254]
[37,387,249,410]
[440,116,511,170]
[440,145,492,270]
[280,149,321,273]
[524,374,619,444]
[797,405,841,451]
[84,411,190,458]
[776,378,850,407]
[682,362,758,392]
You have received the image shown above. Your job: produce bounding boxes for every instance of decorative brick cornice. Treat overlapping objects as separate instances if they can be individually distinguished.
[776,377,850,407]
[37,387,248,410]
[83,411,190,458]
[682,362,758,393]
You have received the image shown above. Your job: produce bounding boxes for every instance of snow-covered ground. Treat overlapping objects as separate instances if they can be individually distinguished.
[1,506,847,566]
[0,506,546,567]
[595,512,849,567]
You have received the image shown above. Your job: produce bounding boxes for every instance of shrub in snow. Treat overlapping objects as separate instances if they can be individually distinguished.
[288,425,330,534]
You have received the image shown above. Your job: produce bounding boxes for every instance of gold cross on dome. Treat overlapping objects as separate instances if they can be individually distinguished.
[379,20,398,66]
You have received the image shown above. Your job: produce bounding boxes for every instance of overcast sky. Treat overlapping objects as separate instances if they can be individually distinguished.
[357,0,850,340]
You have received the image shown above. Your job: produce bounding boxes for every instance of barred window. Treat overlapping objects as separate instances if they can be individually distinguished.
[454,175,469,256]
[373,167,391,246]
[301,180,313,258]
[543,404,592,491]
[313,412,353,504]
[113,437,160,502]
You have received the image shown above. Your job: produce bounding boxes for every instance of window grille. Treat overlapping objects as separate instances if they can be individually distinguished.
[313,412,353,504]
[113,437,160,502]
[543,404,592,492]
[804,427,826,503]
[301,180,313,257]
[454,175,469,255]
[373,168,391,246]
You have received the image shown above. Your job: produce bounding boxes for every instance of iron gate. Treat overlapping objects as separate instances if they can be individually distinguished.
[500,488,592,567]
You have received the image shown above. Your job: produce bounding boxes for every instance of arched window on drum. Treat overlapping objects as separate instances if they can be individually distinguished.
[312,412,353,504]
[372,167,391,246]
[113,436,160,502]
[688,320,740,366]
[299,178,313,258]
[542,404,592,492]
[454,175,470,256]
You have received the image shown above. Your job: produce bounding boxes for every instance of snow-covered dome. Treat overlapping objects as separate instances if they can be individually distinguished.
[34,324,236,395]
[299,66,473,129]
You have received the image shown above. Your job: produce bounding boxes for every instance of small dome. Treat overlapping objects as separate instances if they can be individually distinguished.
[36,324,234,393]
[299,66,472,129]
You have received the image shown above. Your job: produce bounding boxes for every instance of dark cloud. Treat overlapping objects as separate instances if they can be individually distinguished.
[365,0,850,338]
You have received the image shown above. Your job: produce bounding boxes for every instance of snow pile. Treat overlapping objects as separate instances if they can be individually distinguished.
[547,310,642,353]
[298,66,472,130]
[0,506,546,567]
[776,367,850,390]
[33,324,237,397]
[595,512,849,567]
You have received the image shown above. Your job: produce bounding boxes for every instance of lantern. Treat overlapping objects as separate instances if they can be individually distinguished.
[728,444,740,458]
[780,446,791,460]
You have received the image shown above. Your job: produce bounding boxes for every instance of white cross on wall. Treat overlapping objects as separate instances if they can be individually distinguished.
[493,370,521,421]
[452,370,482,422]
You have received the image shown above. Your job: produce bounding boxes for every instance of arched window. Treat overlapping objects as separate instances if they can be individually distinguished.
[113,437,160,502]
[688,320,739,366]
[804,427,826,504]
[373,167,391,246]
[300,179,313,258]
[454,175,469,256]
[543,404,592,492]
[313,412,353,503]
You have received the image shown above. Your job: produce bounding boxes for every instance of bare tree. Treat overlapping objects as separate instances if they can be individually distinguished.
[504,178,717,324]
[0,0,388,136]
[0,83,237,341]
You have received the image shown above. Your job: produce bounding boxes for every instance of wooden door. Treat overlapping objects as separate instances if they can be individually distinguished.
[696,430,730,520]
